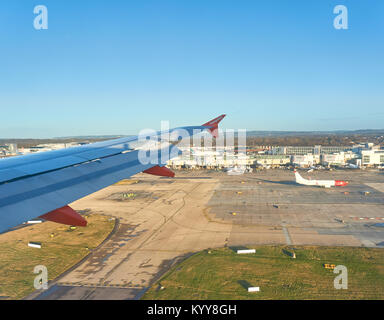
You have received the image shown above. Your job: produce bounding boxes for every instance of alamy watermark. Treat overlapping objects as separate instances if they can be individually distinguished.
[136,121,247,173]
[333,5,348,30]
[33,265,48,290]
[333,265,348,290]
[32,5,349,32]
[33,5,48,30]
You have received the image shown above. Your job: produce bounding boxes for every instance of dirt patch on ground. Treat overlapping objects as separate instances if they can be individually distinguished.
[105,190,163,203]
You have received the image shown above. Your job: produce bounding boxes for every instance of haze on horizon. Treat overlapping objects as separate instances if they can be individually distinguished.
[1,0,383,139]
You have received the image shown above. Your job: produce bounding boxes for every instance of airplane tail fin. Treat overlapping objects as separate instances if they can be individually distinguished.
[202,114,226,138]
[294,170,305,184]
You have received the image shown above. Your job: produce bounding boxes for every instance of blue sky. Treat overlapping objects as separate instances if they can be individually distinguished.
[0,0,383,138]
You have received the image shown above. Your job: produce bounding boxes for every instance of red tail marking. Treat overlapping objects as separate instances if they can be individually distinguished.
[143,165,175,177]
[39,206,87,227]
[335,180,348,186]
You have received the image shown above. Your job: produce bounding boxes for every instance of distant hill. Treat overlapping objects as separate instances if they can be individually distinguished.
[0,138,108,149]
[1,130,383,149]
[53,135,129,139]
[246,129,384,137]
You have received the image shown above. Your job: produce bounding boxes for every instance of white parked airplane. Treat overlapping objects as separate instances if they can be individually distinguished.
[294,170,348,188]
[346,163,359,169]
[226,166,246,175]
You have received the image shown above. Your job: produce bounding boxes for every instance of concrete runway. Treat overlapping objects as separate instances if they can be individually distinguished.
[30,169,384,299]
[209,169,384,247]
[32,174,232,299]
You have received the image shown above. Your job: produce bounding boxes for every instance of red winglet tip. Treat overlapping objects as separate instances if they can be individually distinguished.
[202,114,226,138]
[202,114,226,127]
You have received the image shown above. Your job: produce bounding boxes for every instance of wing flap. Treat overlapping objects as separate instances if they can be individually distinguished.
[0,168,28,183]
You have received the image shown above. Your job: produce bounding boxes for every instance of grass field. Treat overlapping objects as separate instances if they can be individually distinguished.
[0,214,115,299]
[142,246,384,300]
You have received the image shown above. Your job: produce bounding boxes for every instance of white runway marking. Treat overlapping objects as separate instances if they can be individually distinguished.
[282,225,292,245]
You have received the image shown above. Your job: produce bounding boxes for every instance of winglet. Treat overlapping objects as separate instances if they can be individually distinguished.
[202,114,226,138]
[39,205,87,227]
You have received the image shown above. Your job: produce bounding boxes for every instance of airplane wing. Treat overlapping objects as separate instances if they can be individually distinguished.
[0,115,226,233]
